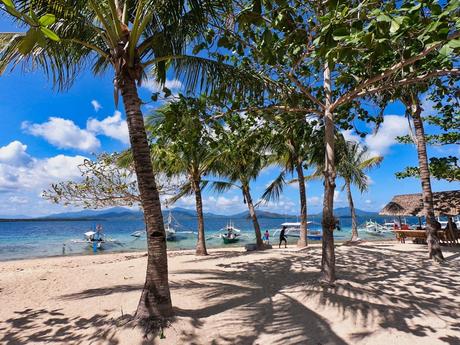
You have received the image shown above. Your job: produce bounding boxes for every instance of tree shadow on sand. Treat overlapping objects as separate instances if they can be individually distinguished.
[0,307,130,345]
[170,245,460,344]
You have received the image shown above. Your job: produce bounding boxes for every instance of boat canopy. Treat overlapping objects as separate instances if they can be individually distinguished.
[281,222,312,227]
[84,231,96,237]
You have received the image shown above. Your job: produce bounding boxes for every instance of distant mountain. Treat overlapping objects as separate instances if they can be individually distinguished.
[17,207,297,221]
[0,214,31,219]
[4,206,377,222]
[231,210,297,219]
[44,207,132,219]
[313,207,378,218]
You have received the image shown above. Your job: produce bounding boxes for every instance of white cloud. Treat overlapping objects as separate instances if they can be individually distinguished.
[173,195,196,208]
[341,129,361,144]
[364,115,410,156]
[334,190,346,204]
[0,141,32,166]
[342,116,410,157]
[366,175,374,186]
[210,195,242,208]
[87,111,130,144]
[142,78,183,93]
[22,117,100,152]
[259,195,296,213]
[420,95,435,116]
[0,141,86,192]
[308,196,322,206]
[365,199,373,205]
[91,100,102,112]
[8,196,29,204]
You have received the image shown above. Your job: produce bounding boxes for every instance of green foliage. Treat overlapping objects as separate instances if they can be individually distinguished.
[260,113,317,203]
[0,0,266,98]
[146,95,217,204]
[336,141,383,193]
[396,82,459,182]
[0,1,60,56]
[396,156,460,182]
[211,111,272,191]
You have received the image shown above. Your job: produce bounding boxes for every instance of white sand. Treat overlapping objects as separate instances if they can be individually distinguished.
[0,242,459,345]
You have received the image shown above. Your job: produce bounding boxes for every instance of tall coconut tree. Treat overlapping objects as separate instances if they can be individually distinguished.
[0,0,265,327]
[211,114,270,249]
[401,91,445,261]
[261,114,314,247]
[147,95,215,256]
[336,141,382,241]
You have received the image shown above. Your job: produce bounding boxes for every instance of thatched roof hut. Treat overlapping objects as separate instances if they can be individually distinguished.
[380,190,460,217]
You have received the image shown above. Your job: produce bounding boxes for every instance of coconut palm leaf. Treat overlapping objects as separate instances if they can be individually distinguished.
[167,181,193,205]
[210,180,238,194]
[260,171,286,204]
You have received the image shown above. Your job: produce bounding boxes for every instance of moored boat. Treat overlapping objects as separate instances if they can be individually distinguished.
[220,222,241,244]
[274,222,322,241]
[70,225,119,252]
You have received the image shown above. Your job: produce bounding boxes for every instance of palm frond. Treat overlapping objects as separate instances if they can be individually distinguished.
[260,171,286,204]
[167,181,193,205]
[146,54,276,99]
[210,180,238,194]
[117,150,134,168]
[358,155,383,170]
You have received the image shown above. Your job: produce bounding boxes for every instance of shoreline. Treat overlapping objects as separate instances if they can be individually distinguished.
[0,237,398,263]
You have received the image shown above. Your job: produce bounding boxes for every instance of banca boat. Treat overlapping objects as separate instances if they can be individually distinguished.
[220,222,242,244]
[274,222,322,241]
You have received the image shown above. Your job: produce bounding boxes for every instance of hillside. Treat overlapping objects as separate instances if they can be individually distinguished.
[3,206,379,222]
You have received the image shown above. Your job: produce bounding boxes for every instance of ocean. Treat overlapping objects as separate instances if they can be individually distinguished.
[0,215,409,261]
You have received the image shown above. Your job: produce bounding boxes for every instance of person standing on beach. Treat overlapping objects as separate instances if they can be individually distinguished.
[263,230,270,245]
[279,227,287,248]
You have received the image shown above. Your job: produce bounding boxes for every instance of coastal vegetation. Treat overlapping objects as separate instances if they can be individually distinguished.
[1,0,459,339]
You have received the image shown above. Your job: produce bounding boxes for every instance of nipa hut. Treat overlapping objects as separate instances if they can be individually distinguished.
[380,190,460,217]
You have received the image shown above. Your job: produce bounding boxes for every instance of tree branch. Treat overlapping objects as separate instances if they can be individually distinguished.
[332,31,460,110]
[287,73,325,110]
[358,68,460,99]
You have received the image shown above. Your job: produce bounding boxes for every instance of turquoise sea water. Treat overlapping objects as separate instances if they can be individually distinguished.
[0,216,408,261]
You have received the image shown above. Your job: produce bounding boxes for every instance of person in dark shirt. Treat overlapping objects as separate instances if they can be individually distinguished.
[279,227,287,248]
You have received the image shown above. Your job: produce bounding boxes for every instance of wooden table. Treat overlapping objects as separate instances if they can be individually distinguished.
[392,229,458,245]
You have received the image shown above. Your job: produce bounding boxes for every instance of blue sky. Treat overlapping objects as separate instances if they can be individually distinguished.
[0,20,457,217]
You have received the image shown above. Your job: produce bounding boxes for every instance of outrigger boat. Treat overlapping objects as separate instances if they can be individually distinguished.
[220,222,241,244]
[165,211,177,241]
[274,222,322,241]
[363,220,389,236]
[71,225,119,251]
[130,211,190,241]
[363,219,408,236]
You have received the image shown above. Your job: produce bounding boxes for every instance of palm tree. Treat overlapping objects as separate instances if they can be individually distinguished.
[0,0,263,326]
[147,96,215,256]
[336,141,382,241]
[261,115,314,247]
[401,91,444,261]
[212,115,270,249]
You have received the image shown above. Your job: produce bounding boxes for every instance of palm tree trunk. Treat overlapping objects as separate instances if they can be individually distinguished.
[119,74,173,325]
[296,162,308,247]
[243,185,264,248]
[321,62,336,284]
[346,180,358,241]
[192,177,208,256]
[408,94,444,262]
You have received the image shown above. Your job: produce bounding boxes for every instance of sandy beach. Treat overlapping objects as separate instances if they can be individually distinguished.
[1,242,459,345]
